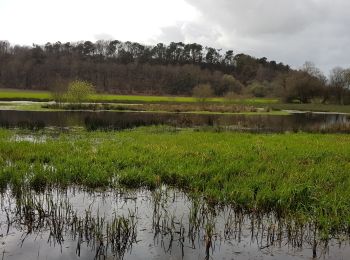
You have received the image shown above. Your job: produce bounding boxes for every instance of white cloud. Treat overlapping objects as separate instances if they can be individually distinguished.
[0,0,197,44]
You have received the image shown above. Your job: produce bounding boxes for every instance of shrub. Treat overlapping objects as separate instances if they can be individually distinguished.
[247,81,268,97]
[66,80,95,104]
[192,84,214,102]
[222,74,244,94]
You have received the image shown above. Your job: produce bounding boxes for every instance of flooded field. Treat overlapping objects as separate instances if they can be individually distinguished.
[0,187,349,260]
[0,109,349,259]
[0,110,349,132]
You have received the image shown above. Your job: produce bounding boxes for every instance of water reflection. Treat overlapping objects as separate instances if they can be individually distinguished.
[0,110,349,132]
[0,187,349,259]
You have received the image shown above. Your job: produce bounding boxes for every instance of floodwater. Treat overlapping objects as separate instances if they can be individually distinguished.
[0,110,349,132]
[0,187,349,260]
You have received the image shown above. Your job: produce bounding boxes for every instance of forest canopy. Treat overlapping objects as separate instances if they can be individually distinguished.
[0,40,349,103]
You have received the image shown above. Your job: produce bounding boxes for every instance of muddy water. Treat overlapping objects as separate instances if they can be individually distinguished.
[0,187,349,260]
[0,110,349,132]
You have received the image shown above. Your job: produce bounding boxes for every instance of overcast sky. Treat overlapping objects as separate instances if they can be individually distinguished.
[1,0,349,73]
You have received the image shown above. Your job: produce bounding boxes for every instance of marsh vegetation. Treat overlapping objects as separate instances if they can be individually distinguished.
[0,127,349,233]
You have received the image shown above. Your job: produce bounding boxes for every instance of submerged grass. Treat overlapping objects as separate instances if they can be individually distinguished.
[270,103,350,114]
[0,127,350,236]
[0,100,289,115]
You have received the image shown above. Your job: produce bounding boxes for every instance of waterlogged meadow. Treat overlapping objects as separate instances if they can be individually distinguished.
[0,126,350,259]
[2,186,350,260]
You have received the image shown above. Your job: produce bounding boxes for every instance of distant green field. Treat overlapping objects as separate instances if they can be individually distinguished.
[0,89,51,100]
[0,88,278,104]
[92,94,208,103]
[93,94,279,104]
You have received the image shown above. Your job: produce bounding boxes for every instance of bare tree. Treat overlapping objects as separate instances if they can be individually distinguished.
[50,75,68,106]
[302,61,327,84]
[329,67,350,104]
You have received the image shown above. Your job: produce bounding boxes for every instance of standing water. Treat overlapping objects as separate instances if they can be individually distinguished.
[0,110,349,132]
[0,187,349,259]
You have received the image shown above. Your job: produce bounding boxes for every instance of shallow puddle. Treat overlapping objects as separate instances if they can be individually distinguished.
[10,134,47,143]
[0,187,349,259]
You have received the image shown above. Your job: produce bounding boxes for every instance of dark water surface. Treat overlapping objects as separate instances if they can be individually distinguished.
[0,187,349,260]
[0,110,349,132]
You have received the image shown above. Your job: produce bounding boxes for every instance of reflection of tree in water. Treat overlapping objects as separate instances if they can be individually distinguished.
[0,187,344,259]
[0,188,138,260]
[0,110,350,132]
[149,188,329,260]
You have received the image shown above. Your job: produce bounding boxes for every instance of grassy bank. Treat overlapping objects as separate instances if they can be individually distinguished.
[42,102,290,115]
[0,127,350,236]
[0,101,289,115]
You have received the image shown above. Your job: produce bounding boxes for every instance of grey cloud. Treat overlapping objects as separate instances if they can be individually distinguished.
[185,0,326,36]
[156,0,350,73]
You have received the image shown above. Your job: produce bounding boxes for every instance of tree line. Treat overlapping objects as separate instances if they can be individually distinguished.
[0,40,349,103]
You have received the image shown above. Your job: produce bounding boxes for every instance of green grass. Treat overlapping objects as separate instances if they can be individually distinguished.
[0,88,278,104]
[91,94,279,104]
[0,126,350,237]
[92,94,199,103]
[0,89,51,101]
